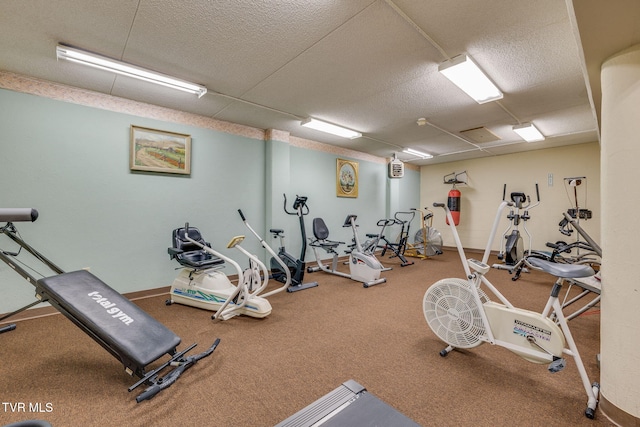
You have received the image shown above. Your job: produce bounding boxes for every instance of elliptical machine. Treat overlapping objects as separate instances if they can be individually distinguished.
[308,214,386,288]
[270,194,318,292]
[492,183,540,279]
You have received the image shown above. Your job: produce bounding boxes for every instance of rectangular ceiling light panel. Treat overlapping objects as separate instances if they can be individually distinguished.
[403,148,433,159]
[301,118,362,139]
[439,54,503,104]
[513,123,545,142]
[56,44,207,97]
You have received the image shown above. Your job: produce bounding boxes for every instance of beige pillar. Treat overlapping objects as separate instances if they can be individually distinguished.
[599,44,640,424]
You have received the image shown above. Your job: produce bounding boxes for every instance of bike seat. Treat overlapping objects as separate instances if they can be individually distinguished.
[270,228,284,235]
[310,240,342,250]
[526,257,594,279]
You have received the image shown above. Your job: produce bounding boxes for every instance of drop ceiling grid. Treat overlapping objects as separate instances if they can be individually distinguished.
[239,1,442,123]
[122,0,378,97]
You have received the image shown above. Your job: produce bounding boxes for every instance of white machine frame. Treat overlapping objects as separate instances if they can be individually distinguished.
[308,215,386,288]
[175,226,272,320]
[424,201,599,419]
[168,211,292,321]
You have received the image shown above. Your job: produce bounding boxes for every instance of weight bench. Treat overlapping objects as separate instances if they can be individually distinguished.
[0,209,220,402]
[37,270,180,377]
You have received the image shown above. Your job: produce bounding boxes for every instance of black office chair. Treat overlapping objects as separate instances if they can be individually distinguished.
[168,226,224,270]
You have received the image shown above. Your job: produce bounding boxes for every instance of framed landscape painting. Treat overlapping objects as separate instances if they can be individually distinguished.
[130,125,191,175]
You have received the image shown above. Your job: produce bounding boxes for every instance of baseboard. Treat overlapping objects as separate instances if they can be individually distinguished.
[600,393,639,427]
[1,247,479,326]
[441,245,494,255]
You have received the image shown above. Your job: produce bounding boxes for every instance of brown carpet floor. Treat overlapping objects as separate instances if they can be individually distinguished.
[0,250,612,426]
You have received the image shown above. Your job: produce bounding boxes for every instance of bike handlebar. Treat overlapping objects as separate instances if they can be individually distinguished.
[0,208,39,223]
[394,211,416,221]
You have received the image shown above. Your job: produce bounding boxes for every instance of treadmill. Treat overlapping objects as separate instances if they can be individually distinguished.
[275,380,421,427]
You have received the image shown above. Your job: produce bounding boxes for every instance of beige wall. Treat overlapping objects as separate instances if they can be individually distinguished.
[419,142,601,255]
[599,43,640,421]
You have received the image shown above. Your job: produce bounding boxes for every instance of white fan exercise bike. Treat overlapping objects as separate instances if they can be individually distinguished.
[423,201,600,419]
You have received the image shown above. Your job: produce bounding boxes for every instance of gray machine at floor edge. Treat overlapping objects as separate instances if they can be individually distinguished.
[275,379,421,427]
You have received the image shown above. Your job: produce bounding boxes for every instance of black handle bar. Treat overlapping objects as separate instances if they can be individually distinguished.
[394,211,416,221]
[283,194,310,216]
[135,338,221,403]
[500,183,540,206]
[238,209,246,221]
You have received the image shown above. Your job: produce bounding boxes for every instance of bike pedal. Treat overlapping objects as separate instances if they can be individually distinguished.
[548,358,566,373]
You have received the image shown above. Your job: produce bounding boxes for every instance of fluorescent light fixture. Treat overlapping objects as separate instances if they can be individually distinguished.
[513,123,545,142]
[403,148,433,159]
[56,44,207,98]
[301,118,362,139]
[438,54,503,104]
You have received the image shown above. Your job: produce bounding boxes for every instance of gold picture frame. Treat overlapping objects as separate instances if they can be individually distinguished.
[336,158,358,198]
[130,125,191,175]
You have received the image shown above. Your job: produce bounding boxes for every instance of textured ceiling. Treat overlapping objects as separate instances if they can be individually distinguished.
[0,0,634,165]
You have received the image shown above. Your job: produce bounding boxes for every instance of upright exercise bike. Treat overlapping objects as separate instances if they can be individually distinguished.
[270,194,318,292]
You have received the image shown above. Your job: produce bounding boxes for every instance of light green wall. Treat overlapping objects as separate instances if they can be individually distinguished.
[0,88,420,314]
[0,89,265,309]
[268,146,420,262]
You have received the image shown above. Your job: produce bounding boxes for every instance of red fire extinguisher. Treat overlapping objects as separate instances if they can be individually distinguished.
[447,187,461,225]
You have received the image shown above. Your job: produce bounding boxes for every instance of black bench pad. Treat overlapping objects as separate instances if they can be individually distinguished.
[36,270,181,370]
